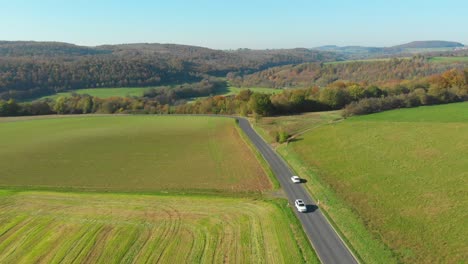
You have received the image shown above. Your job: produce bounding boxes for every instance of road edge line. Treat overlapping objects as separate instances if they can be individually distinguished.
[247,118,361,264]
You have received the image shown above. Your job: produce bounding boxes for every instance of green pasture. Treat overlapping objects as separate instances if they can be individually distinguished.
[38,87,150,100]
[284,103,468,263]
[0,115,271,193]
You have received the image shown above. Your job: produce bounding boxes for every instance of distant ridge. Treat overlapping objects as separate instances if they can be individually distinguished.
[391,40,464,49]
[313,40,465,59]
[315,40,464,51]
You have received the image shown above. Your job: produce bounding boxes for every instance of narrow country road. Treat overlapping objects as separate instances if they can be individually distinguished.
[237,117,358,264]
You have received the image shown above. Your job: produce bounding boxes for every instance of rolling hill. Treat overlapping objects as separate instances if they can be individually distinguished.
[229,56,468,88]
[0,41,343,100]
[313,40,465,59]
[391,40,464,49]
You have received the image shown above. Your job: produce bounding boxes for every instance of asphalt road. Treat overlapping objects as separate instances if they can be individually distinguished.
[237,117,358,264]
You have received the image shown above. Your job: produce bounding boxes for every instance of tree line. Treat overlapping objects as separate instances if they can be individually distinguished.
[343,68,468,116]
[142,78,226,105]
[175,69,467,116]
[1,69,466,120]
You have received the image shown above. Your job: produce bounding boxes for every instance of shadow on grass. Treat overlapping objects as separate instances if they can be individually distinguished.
[287,137,303,143]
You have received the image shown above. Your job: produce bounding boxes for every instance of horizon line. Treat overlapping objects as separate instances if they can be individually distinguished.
[0,39,465,50]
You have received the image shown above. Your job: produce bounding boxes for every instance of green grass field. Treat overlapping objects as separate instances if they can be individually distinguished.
[225,86,282,95]
[0,115,271,192]
[0,190,317,263]
[31,86,280,103]
[252,111,343,143]
[38,87,151,100]
[349,102,468,122]
[428,56,468,63]
[276,103,468,263]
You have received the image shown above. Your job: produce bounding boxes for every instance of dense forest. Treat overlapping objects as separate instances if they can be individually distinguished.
[0,41,342,100]
[228,56,468,88]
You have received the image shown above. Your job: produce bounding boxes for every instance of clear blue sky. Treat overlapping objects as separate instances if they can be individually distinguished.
[1,0,466,49]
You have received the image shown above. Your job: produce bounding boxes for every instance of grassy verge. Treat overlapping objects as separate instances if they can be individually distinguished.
[235,120,280,189]
[269,198,320,263]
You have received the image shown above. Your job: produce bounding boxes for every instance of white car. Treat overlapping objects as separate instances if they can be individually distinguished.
[291,176,301,183]
[295,199,307,212]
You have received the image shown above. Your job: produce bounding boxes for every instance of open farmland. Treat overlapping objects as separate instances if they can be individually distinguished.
[35,87,151,101]
[0,115,271,192]
[0,190,317,263]
[33,86,281,102]
[277,103,468,263]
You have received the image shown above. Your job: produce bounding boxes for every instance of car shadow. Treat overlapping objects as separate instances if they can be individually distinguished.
[305,204,318,213]
[300,179,308,184]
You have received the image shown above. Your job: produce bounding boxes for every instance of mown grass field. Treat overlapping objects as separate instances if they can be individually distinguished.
[33,86,281,102]
[37,87,151,100]
[278,103,467,263]
[0,190,317,263]
[40,87,150,99]
[0,115,271,192]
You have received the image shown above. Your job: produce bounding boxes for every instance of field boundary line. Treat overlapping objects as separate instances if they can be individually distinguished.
[234,122,280,189]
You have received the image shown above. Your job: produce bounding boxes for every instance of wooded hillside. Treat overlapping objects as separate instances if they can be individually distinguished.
[0,41,343,100]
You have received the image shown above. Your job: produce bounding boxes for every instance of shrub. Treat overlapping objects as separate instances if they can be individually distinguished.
[275,130,290,143]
